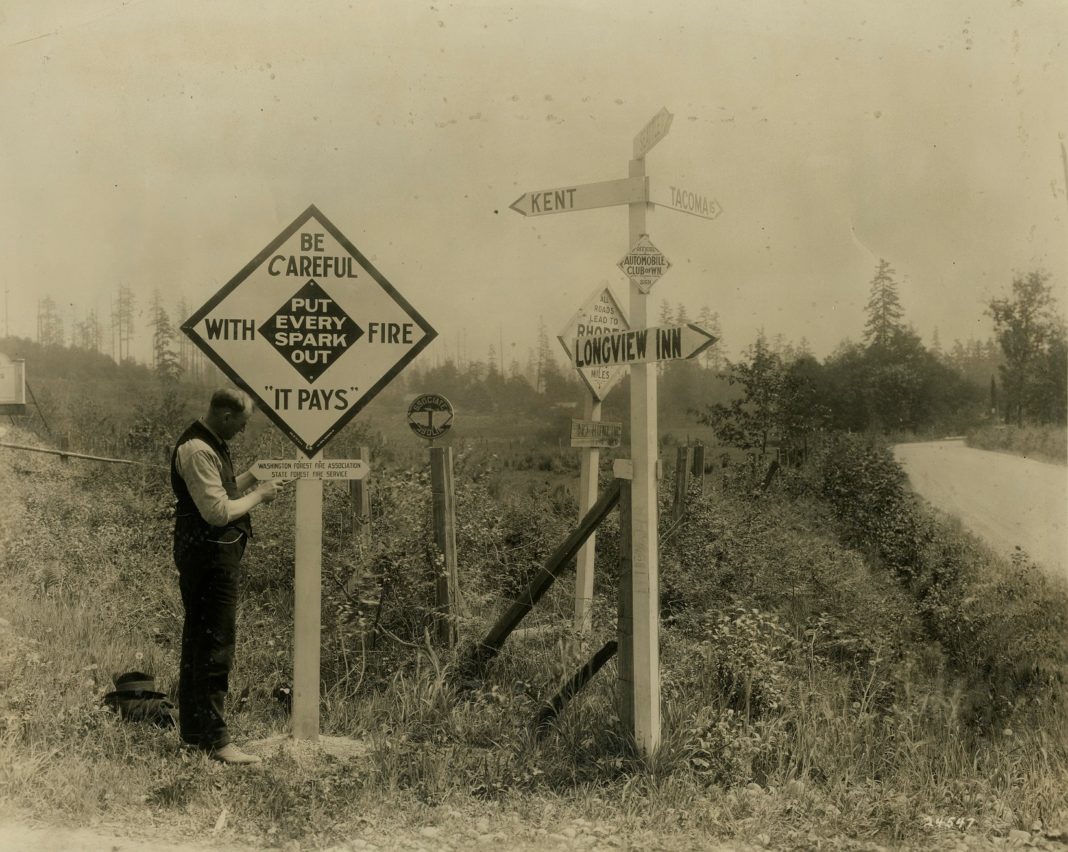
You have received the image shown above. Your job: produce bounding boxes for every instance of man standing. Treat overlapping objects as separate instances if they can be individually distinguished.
[171,388,280,764]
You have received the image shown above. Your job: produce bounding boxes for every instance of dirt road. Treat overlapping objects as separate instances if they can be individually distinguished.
[893,439,1068,580]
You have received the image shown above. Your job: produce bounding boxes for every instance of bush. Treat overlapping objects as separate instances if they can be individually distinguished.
[966,424,1067,465]
[788,432,1068,723]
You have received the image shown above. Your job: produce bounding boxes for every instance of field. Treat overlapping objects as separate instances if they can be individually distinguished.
[1,385,1068,850]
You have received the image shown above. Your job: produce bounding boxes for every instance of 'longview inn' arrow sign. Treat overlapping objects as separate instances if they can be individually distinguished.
[573,323,717,369]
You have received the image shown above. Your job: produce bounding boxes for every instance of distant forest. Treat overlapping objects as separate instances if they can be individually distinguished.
[7,263,1065,453]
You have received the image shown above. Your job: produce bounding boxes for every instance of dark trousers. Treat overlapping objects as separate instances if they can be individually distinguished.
[176,533,246,749]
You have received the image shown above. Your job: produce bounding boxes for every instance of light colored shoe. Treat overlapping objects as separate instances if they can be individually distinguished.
[208,743,262,765]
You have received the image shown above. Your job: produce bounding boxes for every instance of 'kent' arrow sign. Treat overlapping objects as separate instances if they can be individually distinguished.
[510,176,646,217]
[573,323,716,369]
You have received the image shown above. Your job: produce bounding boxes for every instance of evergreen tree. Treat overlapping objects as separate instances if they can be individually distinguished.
[863,259,904,348]
[112,284,136,363]
[148,291,181,383]
[37,297,64,346]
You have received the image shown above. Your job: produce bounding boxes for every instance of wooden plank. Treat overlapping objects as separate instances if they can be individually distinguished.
[533,640,618,736]
[0,441,162,468]
[430,446,460,648]
[464,479,621,674]
[293,452,323,741]
[616,478,634,734]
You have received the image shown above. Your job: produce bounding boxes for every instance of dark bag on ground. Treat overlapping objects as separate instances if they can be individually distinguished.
[102,671,178,728]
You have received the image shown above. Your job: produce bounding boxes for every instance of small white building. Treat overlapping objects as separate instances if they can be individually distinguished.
[0,352,26,415]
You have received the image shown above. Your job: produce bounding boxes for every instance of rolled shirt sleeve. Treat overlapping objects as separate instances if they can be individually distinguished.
[175,441,233,527]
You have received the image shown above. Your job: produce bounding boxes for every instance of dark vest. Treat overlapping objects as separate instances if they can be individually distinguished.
[170,420,252,541]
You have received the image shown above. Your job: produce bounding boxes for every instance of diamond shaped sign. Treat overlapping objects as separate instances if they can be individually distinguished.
[617,233,671,294]
[182,205,436,456]
[258,280,365,383]
[558,285,629,401]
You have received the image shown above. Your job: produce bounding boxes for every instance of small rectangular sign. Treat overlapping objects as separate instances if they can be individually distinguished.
[570,419,623,448]
[252,458,370,480]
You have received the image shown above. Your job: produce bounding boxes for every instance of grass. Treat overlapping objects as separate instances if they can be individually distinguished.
[1,426,1067,849]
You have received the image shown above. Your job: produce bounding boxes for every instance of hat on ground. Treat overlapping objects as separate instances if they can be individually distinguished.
[103,671,167,701]
[102,671,177,728]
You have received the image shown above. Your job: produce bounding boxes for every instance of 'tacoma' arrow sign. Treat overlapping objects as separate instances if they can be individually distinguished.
[648,179,723,221]
[573,323,717,369]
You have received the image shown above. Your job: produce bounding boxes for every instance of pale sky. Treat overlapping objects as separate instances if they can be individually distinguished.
[2,0,1066,367]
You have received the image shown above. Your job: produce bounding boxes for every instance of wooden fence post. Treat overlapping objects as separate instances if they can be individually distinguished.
[672,445,691,523]
[348,446,371,550]
[430,445,460,648]
[691,444,706,495]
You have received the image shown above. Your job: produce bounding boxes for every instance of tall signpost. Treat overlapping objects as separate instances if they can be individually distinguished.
[625,132,659,755]
[510,108,721,757]
[183,205,436,741]
[557,287,628,635]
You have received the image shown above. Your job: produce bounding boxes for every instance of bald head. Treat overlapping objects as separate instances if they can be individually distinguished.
[205,388,253,440]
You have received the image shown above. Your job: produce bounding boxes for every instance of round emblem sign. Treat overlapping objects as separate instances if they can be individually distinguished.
[407,393,454,440]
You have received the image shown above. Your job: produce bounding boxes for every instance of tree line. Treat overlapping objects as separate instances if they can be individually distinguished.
[14,264,1064,443]
[695,263,1065,458]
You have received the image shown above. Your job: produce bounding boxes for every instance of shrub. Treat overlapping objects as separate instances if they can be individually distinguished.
[789,432,1068,723]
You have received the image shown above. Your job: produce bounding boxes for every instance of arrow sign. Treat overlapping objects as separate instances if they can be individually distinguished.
[633,107,673,159]
[649,180,723,220]
[510,176,646,217]
[573,323,717,368]
[251,458,370,480]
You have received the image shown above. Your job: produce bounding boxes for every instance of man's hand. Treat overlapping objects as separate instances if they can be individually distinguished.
[255,480,282,504]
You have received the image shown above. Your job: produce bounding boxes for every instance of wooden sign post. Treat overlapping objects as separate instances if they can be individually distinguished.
[408,394,459,647]
[512,110,721,757]
[183,205,437,742]
[558,287,628,636]
[293,452,323,739]
[625,148,661,754]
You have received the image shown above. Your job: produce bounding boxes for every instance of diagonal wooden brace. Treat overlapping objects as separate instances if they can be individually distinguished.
[460,479,621,678]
